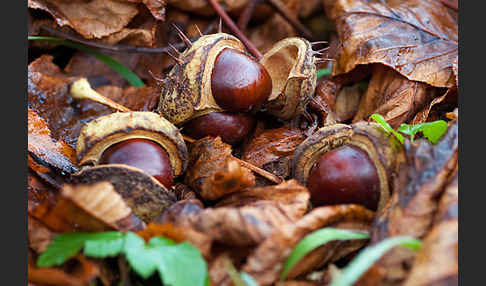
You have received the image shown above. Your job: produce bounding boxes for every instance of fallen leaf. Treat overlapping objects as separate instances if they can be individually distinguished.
[402,175,457,286]
[242,205,374,285]
[158,180,310,247]
[184,137,255,201]
[324,0,458,88]
[242,127,306,181]
[353,65,438,128]
[28,0,139,39]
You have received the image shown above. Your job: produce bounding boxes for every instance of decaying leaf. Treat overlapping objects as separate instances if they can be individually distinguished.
[28,0,139,39]
[28,108,77,187]
[402,174,458,286]
[29,182,145,233]
[324,0,458,88]
[242,205,374,285]
[242,127,306,182]
[184,137,255,201]
[359,122,458,285]
[158,180,310,247]
[353,65,439,128]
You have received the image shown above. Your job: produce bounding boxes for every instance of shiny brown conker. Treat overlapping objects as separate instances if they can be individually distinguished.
[99,138,174,189]
[183,112,256,145]
[211,48,272,113]
[306,145,380,210]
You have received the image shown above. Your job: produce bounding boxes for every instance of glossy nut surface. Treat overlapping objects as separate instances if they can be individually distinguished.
[183,112,256,145]
[307,145,380,210]
[99,138,174,189]
[211,48,272,112]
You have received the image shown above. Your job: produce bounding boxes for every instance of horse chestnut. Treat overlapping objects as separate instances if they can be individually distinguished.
[183,112,256,145]
[211,48,272,113]
[306,145,380,210]
[99,138,174,189]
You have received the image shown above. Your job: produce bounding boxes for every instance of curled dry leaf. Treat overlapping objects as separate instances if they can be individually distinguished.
[242,127,306,182]
[158,180,310,247]
[242,205,374,285]
[324,0,458,88]
[353,65,439,128]
[28,253,100,286]
[127,0,167,21]
[28,0,139,39]
[28,108,77,185]
[402,174,458,286]
[29,181,145,233]
[360,122,458,285]
[184,137,255,201]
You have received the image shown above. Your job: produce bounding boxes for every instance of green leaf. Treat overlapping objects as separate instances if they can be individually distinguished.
[330,236,422,286]
[317,68,332,78]
[123,232,159,279]
[281,228,369,281]
[84,232,125,258]
[148,236,176,247]
[370,114,404,144]
[397,120,447,144]
[28,36,144,87]
[37,232,122,267]
[156,242,208,286]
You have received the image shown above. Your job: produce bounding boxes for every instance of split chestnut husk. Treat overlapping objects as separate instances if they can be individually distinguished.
[292,122,405,212]
[260,37,317,120]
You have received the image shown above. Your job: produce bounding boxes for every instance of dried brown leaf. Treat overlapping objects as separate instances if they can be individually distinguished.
[324,0,458,88]
[184,137,256,201]
[242,205,374,285]
[30,182,144,233]
[242,127,306,181]
[402,175,458,286]
[28,0,139,39]
[353,65,438,128]
[158,180,310,247]
[28,108,77,178]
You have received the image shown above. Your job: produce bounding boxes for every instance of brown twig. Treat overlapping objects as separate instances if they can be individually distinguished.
[39,23,218,54]
[234,158,283,184]
[265,0,314,40]
[207,0,263,59]
[237,0,263,31]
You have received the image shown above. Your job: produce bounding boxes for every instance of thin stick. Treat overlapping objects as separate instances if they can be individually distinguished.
[208,0,263,59]
[70,78,131,112]
[266,0,314,40]
[235,158,283,184]
[237,0,263,31]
